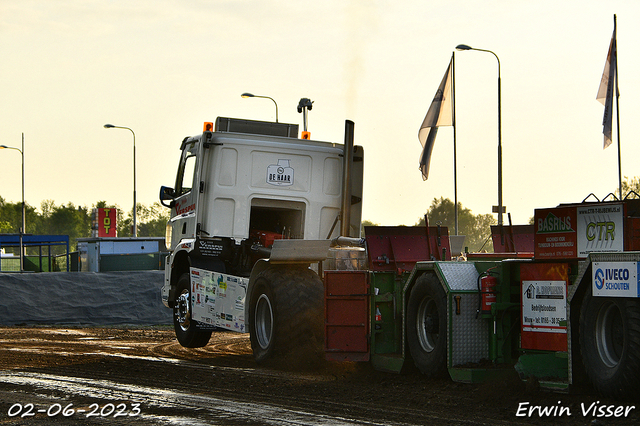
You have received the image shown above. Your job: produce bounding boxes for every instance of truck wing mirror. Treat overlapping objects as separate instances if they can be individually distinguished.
[159,186,176,208]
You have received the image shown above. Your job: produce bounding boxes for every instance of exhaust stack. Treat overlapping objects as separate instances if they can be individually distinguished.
[341,120,354,237]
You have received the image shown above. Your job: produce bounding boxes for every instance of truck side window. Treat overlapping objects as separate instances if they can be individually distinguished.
[176,154,196,196]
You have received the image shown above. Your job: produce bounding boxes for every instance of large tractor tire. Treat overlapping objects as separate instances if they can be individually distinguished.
[407,274,448,377]
[579,285,640,397]
[173,273,212,348]
[248,265,324,366]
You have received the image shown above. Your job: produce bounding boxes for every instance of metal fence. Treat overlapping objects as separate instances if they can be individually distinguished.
[0,234,70,272]
[1,251,166,272]
[1,253,77,272]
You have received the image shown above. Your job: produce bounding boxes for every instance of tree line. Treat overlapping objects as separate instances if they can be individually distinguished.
[416,197,496,253]
[361,197,496,253]
[413,177,640,253]
[5,177,639,256]
[0,197,170,253]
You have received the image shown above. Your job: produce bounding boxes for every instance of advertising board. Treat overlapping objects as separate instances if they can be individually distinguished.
[534,207,577,259]
[577,204,624,256]
[592,261,640,298]
[93,208,117,238]
[520,263,568,351]
[534,203,624,259]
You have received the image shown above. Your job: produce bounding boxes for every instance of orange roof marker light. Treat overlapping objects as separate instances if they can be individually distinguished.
[203,122,214,132]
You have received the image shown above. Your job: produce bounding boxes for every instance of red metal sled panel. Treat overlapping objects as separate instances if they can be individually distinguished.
[364,226,450,273]
[324,271,369,361]
[625,217,640,251]
[491,225,534,254]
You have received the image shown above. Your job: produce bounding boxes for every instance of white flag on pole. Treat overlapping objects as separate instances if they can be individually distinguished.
[418,58,454,180]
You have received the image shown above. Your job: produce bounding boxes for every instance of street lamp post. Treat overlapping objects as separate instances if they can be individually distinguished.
[103,124,137,237]
[241,92,279,122]
[456,44,504,226]
[1,134,25,271]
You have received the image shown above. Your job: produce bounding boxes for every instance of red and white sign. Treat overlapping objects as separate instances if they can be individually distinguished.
[520,263,568,352]
[534,203,625,259]
[534,206,577,259]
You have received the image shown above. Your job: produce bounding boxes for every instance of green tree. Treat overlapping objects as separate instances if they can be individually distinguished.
[0,220,12,233]
[416,197,496,252]
[616,176,640,199]
[136,202,171,237]
[39,200,91,252]
[1,198,170,255]
[0,196,37,234]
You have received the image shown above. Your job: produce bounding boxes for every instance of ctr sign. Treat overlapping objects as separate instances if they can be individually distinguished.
[577,204,623,256]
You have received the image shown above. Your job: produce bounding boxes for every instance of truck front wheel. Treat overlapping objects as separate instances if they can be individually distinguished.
[580,286,640,397]
[407,274,447,377]
[174,273,212,348]
[249,265,324,365]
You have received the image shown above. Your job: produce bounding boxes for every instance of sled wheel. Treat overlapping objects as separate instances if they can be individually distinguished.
[580,285,640,397]
[407,274,448,377]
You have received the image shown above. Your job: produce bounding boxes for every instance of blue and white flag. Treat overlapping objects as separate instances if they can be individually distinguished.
[597,22,617,149]
[418,59,453,180]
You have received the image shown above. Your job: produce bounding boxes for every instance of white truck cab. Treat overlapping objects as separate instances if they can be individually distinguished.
[160,117,363,361]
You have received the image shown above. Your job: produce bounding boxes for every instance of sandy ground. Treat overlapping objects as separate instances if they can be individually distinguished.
[0,326,638,425]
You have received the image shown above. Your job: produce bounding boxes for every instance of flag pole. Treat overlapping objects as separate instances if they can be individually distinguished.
[452,52,458,235]
[614,14,622,198]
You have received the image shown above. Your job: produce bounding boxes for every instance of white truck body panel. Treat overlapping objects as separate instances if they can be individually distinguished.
[196,132,345,242]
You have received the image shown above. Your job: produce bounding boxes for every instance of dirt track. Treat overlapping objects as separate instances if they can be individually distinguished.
[0,326,638,425]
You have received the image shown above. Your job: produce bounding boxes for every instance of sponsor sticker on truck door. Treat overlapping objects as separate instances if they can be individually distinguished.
[592,261,640,297]
[190,268,247,332]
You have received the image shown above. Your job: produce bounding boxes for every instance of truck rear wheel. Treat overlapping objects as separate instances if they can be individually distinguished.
[249,265,324,365]
[407,274,447,377]
[174,273,212,348]
[579,286,640,397]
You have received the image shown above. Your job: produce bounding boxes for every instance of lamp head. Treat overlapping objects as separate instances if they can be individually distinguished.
[241,92,254,98]
[456,44,473,51]
[104,124,115,128]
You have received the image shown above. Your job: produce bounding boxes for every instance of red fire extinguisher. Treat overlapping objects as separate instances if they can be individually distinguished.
[481,275,498,315]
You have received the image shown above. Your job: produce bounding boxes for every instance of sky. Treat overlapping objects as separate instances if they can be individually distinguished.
[1,0,639,229]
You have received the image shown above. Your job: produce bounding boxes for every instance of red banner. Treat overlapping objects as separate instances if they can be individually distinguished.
[533,206,577,259]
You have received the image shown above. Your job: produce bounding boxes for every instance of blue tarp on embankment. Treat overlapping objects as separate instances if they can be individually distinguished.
[0,271,173,326]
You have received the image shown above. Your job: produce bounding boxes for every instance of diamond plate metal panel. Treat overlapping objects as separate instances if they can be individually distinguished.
[448,292,489,366]
[433,262,489,366]
[437,262,479,291]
